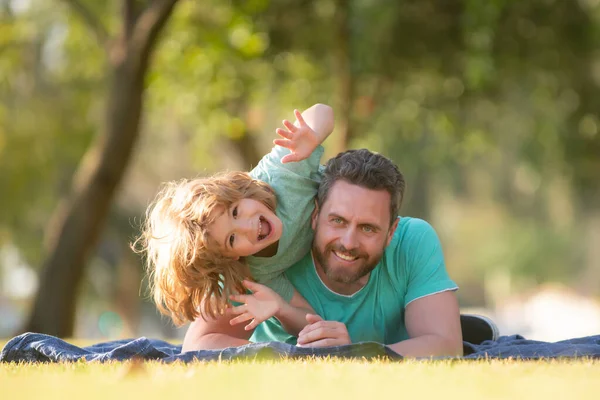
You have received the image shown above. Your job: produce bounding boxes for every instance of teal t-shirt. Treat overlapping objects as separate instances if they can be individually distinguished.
[250,217,458,345]
[246,144,324,302]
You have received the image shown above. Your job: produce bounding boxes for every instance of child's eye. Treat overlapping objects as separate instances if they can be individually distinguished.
[229,234,235,247]
[232,206,238,218]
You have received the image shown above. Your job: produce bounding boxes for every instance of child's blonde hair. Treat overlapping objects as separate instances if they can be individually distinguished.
[135,171,277,326]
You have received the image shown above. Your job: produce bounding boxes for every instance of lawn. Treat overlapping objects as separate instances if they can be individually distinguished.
[1,356,599,400]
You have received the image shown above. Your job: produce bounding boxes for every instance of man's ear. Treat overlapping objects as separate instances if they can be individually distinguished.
[311,199,319,230]
[386,217,399,247]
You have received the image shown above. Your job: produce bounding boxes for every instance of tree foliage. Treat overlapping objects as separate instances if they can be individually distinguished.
[1,0,599,335]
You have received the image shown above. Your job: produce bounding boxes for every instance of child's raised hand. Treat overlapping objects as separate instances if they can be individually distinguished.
[274,109,321,164]
[228,280,284,331]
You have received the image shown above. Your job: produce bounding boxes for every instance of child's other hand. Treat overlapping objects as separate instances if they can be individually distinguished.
[228,280,284,331]
[274,109,320,163]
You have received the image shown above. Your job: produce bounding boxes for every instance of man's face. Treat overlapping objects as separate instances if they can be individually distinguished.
[311,180,398,285]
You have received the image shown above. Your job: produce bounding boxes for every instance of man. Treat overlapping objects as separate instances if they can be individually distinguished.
[182,149,467,357]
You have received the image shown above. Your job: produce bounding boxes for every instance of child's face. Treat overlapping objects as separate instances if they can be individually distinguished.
[208,198,283,259]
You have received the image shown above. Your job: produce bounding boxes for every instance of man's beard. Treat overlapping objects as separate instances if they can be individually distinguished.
[312,241,385,284]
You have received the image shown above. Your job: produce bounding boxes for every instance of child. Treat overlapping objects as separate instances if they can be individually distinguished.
[137,104,334,336]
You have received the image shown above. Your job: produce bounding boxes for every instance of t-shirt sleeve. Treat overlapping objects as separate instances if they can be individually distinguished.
[261,273,295,303]
[246,145,322,301]
[401,219,458,307]
[250,144,324,184]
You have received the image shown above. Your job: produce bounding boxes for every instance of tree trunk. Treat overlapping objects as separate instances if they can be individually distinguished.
[407,165,431,221]
[228,131,263,170]
[578,210,600,296]
[23,0,179,337]
[224,100,263,169]
[332,0,354,153]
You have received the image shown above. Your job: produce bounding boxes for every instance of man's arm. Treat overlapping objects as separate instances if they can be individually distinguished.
[387,290,463,358]
[389,219,462,357]
[181,307,252,352]
[296,292,462,358]
[274,289,315,335]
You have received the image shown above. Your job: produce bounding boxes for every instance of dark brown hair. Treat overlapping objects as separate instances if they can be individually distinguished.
[317,149,405,225]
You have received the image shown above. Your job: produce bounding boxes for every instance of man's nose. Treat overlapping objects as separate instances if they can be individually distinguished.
[339,228,359,250]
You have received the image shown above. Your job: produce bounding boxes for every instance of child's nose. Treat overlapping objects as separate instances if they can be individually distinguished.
[237,219,255,238]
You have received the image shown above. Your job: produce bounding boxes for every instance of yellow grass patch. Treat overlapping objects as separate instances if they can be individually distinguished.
[1,358,599,400]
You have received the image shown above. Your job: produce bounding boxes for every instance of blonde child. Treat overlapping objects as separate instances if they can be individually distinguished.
[137,104,334,336]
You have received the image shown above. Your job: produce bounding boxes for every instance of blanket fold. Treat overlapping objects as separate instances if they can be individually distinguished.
[2,332,600,363]
[0,333,401,363]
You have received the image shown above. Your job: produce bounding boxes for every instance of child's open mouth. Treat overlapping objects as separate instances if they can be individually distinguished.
[257,216,272,241]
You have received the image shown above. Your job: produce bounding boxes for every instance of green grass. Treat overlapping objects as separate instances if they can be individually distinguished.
[1,358,600,400]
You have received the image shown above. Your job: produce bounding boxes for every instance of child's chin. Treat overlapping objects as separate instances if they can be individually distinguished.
[271,232,282,242]
[272,216,282,228]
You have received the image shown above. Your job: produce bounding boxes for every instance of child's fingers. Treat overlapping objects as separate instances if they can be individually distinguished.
[230,313,254,326]
[281,153,302,164]
[294,109,306,126]
[275,128,293,140]
[244,318,261,331]
[273,138,294,149]
[282,119,298,132]
[242,280,264,292]
[229,294,249,304]
[229,303,248,315]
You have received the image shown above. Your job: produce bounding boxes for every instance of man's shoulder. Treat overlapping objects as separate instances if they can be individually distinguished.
[390,216,438,247]
[380,217,447,288]
[384,217,442,269]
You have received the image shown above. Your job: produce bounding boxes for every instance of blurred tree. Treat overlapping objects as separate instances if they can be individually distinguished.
[2,0,600,337]
[0,1,96,268]
[23,0,180,337]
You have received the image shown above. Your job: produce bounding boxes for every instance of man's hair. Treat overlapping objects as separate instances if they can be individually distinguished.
[317,149,405,225]
[133,171,276,326]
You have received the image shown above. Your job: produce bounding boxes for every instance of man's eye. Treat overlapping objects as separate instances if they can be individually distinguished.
[333,217,342,224]
[229,234,235,247]
[232,206,238,218]
[362,226,373,233]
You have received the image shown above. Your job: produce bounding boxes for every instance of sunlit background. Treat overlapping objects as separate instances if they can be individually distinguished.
[1,0,599,342]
